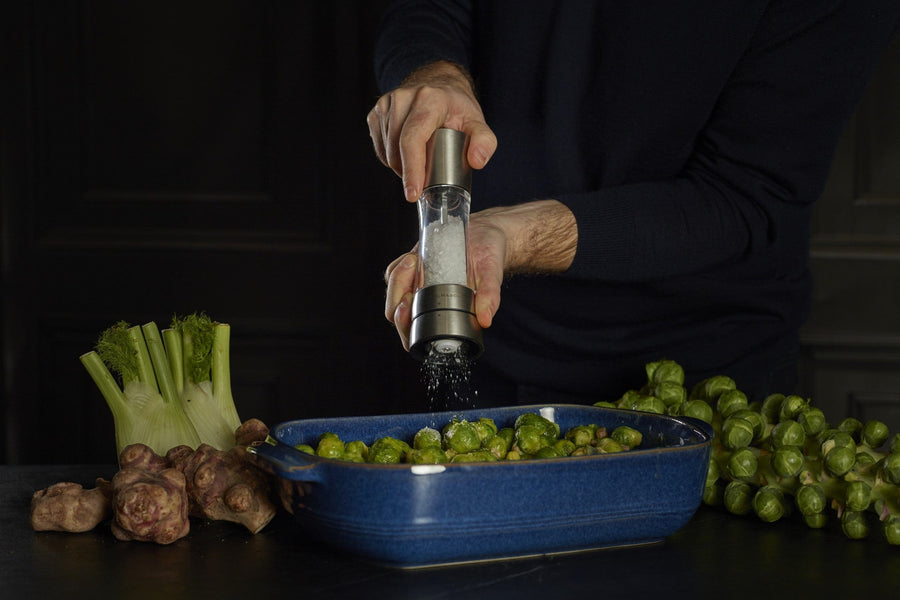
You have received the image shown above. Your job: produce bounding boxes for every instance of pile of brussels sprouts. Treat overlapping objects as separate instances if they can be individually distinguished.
[294,412,643,465]
[599,359,900,545]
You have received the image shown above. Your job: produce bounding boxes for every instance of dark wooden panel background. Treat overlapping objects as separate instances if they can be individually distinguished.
[2,2,899,465]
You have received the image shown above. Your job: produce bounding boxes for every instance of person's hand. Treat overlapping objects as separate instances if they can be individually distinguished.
[383,201,577,351]
[366,61,498,203]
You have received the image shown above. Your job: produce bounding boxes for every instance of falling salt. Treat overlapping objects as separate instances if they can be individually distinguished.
[421,348,475,412]
[422,215,467,287]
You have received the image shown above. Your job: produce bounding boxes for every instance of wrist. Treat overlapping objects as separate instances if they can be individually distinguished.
[475,200,578,274]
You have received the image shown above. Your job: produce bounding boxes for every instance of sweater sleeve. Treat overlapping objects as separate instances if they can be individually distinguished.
[374,0,474,93]
[561,1,900,282]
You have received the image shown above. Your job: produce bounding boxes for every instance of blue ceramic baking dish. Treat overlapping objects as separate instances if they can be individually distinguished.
[248,404,713,568]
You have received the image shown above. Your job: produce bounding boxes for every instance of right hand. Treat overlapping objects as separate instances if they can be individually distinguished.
[366,60,498,203]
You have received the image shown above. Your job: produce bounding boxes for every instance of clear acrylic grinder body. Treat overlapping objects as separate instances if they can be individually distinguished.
[409,129,484,361]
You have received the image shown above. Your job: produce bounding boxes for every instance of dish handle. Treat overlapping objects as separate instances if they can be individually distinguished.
[245,437,324,483]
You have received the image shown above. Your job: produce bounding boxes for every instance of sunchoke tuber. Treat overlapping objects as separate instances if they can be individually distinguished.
[110,467,190,544]
[30,479,112,533]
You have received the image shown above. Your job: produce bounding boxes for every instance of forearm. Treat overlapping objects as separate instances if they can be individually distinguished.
[471,200,577,275]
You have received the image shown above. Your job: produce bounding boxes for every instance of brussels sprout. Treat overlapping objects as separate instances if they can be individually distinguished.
[706,456,720,487]
[803,513,828,529]
[845,480,872,512]
[413,427,443,450]
[623,394,666,415]
[293,443,315,455]
[610,426,643,449]
[703,484,723,506]
[367,444,402,464]
[854,451,876,470]
[824,445,856,477]
[717,389,749,419]
[882,453,900,485]
[496,427,515,446]
[473,417,498,442]
[652,381,687,408]
[409,446,448,464]
[772,445,804,478]
[731,409,766,442]
[343,440,369,462]
[797,407,827,437]
[315,432,345,459]
[593,401,617,409]
[819,430,857,456]
[884,518,900,546]
[770,420,806,449]
[646,359,685,385]
[778,395,808,422]
[891,434,900,455]
[443,421,482,454]
[570,445,599,457]
[553,439,576,456]
[482,433,512,459]
[680,399,714,424]
[727,447,759,481]
[795,483,826,516]
[841,510,870,540]
[722,416,755,450]
[723,481,755,515]
[534,446,564,459]
[565,425,596,447]
[861,420,890,448]
[838,417,864,441]
[753,486,786,523]
[515,425,549,455]
[690,375,736,402]
[760,393,786,423]
[514,413,560,438]
[596,437,625,453]
[450,449,497,463]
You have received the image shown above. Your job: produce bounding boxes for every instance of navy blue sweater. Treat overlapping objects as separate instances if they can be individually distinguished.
[374,0,900,399]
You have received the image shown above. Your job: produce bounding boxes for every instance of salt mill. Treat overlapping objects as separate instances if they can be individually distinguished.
[408,128,484,361]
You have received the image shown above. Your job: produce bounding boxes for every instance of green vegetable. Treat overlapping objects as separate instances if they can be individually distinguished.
[80,313,242,456]
[618,358,900,545]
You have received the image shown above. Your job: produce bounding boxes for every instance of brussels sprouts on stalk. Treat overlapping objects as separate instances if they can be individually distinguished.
[882,453,900,485]
[731,409,766,443]
[838,417,864,441]
[652,381,687,408]
[717,389,749,419]
[861,420,890,448]
[724,481,755,515]
[804,513,828,529]
[795,483,826,516]
[646,359,685,385]
[753,486,787,523]
[722,416,755,450]
[841,510,870,540]
[690,375,736,403]
[797,407,827,436]
[845,480,872,512]
[727,447,759,481]
[770,420,806,449]
[772,445,804,478]
[778,395,808,422]
[824,445,857,477]
[884,518,900,546]
[760,393,785,423]
[680,399,714,424]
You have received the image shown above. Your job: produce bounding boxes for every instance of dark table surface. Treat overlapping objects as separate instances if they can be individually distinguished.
[3,464,898,599]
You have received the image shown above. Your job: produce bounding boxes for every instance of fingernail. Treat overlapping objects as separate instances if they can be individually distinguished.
[404,185,419,202]
[401,253,416,268]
